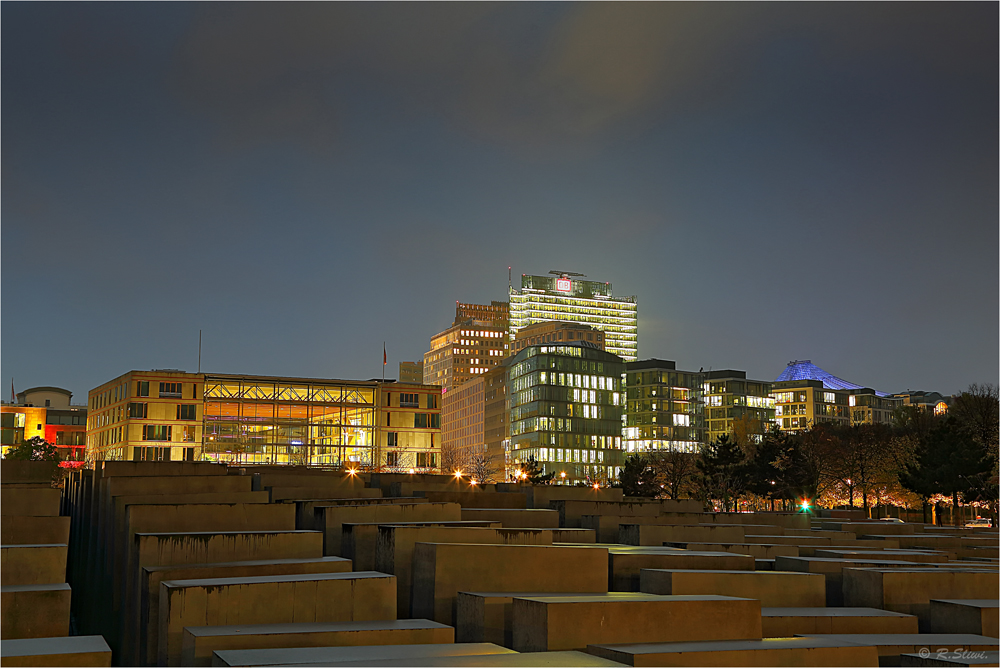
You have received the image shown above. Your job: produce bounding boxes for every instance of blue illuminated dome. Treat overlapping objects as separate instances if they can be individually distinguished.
[775,360,886,396]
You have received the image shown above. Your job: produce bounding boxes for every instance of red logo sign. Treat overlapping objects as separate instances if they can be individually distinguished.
[556,278,572,292]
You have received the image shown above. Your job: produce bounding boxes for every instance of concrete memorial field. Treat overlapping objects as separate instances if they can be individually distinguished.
[0,459,986,667]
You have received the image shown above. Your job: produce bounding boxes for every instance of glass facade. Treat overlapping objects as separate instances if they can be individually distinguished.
[202,376,376,466]
[624,360,704,453]
[507,342,625,484]
[510,274,637,361]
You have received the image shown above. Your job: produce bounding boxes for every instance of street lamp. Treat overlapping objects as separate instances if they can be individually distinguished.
[453,470,463,479]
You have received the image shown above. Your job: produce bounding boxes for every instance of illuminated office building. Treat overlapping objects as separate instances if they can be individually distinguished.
[508,342,625,484]
[623,360,704,454]
[849,389,902,426]
[511,321,604,355]
[399,361,423,384]
[2,387,87,465]
[423,302,510,390]
[703,370,776,443]
[509,273,637,361]
[85,370,440,470]
[772,360,892,432]
[441,374,485,469]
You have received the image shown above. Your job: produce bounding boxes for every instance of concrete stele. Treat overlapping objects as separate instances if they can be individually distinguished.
[638,569,826,607]
[586,636,881,667]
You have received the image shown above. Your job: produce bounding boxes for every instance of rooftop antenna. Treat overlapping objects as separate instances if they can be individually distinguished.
[548,270,586,277]
[198,330,202,373]
[508,266,511,292]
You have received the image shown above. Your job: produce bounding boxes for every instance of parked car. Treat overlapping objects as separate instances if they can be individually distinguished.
[879,517,904,523]
[965,517,993,528]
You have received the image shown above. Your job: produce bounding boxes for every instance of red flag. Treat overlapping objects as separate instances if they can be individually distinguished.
[383,344,387,366]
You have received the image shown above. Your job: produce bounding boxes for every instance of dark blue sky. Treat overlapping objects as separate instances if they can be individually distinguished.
[3,3,997,401]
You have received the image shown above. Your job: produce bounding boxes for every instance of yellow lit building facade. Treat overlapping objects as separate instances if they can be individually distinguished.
[423,302,510,390]
[772,379,850,432]
[703,371,776,444]
[623,360,704,454]
[849,389,902,426]
[511,321,605,355]
[440,375,485,469]
[86,370,440,470]
[509,273,637,361]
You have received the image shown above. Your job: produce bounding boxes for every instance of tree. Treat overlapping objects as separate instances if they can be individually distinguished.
[617,453,658,497]
[519,455,554,485]
[468,448,502,484]
[951,383,999,458]
[3,436,60,461]
[696,435,749,512]
[651,450,697,499]
[902,417,992,526]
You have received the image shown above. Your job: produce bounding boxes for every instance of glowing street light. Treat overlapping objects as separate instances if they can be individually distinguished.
[470,479,478,486]
[560,472,566,479]
[347,468,358,476]
[593,483,600,490]
[453,470,463,478]
[408,469,415,474]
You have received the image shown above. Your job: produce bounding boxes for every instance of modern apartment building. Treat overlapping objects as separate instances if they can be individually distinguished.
[511,321,605,356]
[772,380,850,432]
[623,360,704,454]
[423,302,510,390]
[849,389,903,426]
[703,370,776,444]
[398,362,424,384]
[1,387,87,465]
[509,272,637,361]
[507,342,626,484]
[891,390,951,416]
[85,370,441,471]
[483,366,508,474]
[440,374,485,470]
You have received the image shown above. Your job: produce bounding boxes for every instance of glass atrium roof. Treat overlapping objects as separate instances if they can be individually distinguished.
[774,360,887,396]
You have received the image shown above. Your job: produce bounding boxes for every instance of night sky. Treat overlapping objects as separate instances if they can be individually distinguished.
[3,3,997,402]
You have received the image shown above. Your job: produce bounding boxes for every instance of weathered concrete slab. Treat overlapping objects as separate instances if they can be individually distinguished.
[619,524,745,546]
[899,650,1000,666]
[252,472,369,491]
[639,569,825,607]
[744,534,830,546]
[512,594,762,652]
[418,492,526,509]
[304,651,629,666]
[931,600,999,637]
[587,636,880,666]
[1,583,71,639]
[610,550,754,592]
[295,498,425,530]
[317,502,461,556]
[456,592,655,646]
[0,488,61,516]
[181,619,454,667]
[1,516,70,545]
[525,486,624,510]
[823,521,918,536]
[842,568,1000,631]
[269,487,382,502]
[99,461,228,477]
[0,544,67,585]
[461,508,559,528]
[159,571,396,666]
[127,530,323,665]
[815,549,949,563]
[707,512,812,530]
[794,634,999,664]
[411,543,609,626]
[775,556,945,606]
[343,521,501,570]
[137,556,351,667]
[0,635,111,667]
[211,642,515,667]
[392,482,497,498]
[375,525,554,617]
[761,607,919,637]
[662,542,798,559]
[0,460,59,485]
[552,501,667,528]
[862,535,965,550]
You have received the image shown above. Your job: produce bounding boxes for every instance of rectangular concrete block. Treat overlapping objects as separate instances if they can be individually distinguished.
[620,524,745,546]
[0,460,59,485]
[512,594,762,652]
[159,571,397,666]
[1,516,70,545]
[662,542,798,559]
[295,498,425,530]
[610,550,754,592]
[587,636,881,666]
[344,521,501,570]
[709,512,812,530]
[181,619,455,667]
[0,544,67,585]
[138,556,352,667]
[411,543,609,626]
[775,556,943,606]
[0,488,61,517]
[318,502,462,556]
[815,549,949,564]
[793,634,999,664]
[1,583,71,639]
[930,600,999,637]
[842,569,1000,631]
[268,486,382,502]
[639,569,825,607]
[461,508,559,528]
[211,642,516,667]
[419,492,526,509]
[0,635,111,667]
[761,607,919,636]
[374,525,554,618]
[551,501,664,528]
[552,529,597,543]
[456,591,654,647]
[526,486,624,510]
[100,461,228,477]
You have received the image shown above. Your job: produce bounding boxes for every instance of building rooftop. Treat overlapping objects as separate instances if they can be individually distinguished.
[774,360,887,396]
